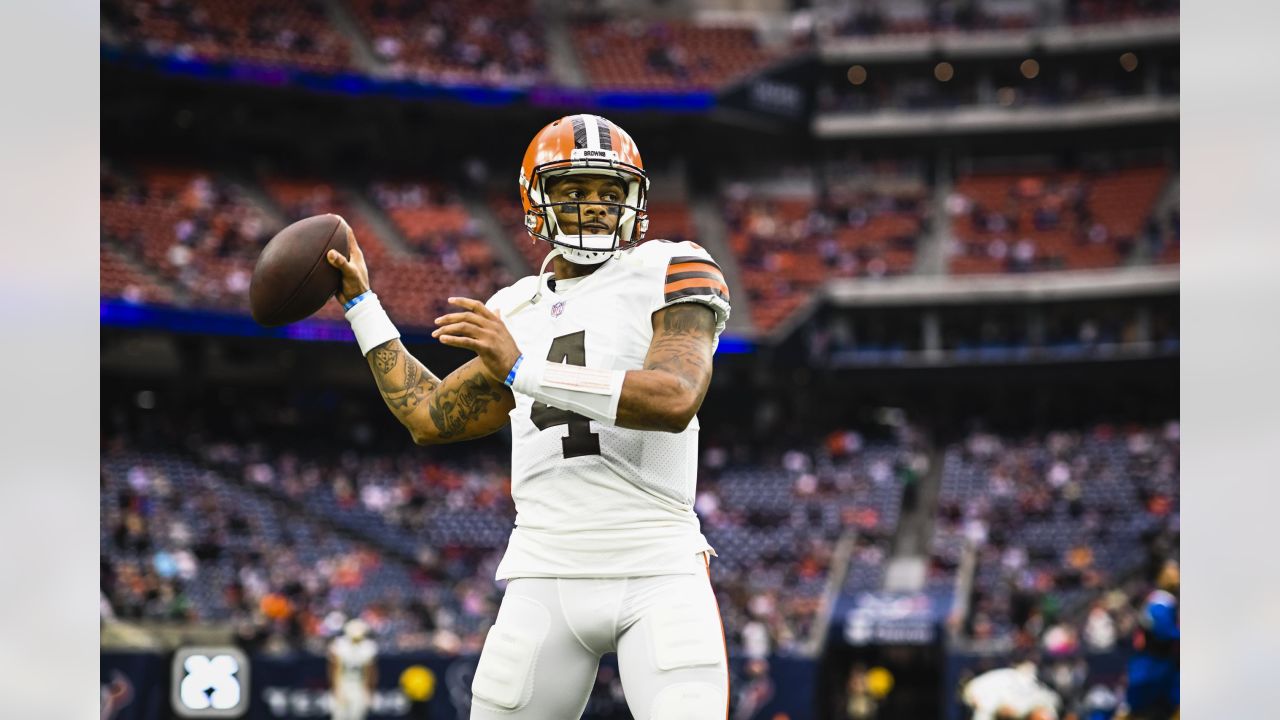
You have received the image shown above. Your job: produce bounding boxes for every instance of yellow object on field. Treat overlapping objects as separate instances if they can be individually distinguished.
[399,665,436,701]
[866,666,894,698]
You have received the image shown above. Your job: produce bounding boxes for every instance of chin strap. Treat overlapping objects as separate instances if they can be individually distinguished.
[552,233,622,266]
[506,246,564,318]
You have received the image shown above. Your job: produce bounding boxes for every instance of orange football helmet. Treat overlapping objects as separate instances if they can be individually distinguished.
[519,114,649,264]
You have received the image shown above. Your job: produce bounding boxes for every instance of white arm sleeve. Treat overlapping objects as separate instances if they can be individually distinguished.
[510,356,627,426]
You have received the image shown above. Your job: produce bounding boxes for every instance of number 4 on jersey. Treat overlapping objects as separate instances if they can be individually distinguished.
[529,331,603,459]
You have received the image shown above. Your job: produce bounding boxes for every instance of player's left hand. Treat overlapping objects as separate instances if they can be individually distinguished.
[433,297,521,384]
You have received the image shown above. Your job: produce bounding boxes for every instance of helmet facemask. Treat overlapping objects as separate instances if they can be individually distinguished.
[522,153,649,265]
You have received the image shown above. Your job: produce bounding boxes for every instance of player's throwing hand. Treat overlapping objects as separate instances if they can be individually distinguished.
[433,298,522,384]
[325,228,371,305]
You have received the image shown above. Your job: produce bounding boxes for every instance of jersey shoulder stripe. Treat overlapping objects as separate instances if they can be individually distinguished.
[664,255,729,303]
[668,255,723,272]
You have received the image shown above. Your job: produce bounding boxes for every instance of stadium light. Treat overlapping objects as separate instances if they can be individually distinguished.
[934,62,954,82]
[847,65,868,86]
[1120,52,1139,72]
[1020,59,1040,79]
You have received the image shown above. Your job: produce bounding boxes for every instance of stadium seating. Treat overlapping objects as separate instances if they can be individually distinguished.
[101,0,352,73]
[346,0,547,85]
[723,186,926,333]
[571,20,779,91]
[948,166,1168,274]
[101,386,917,657]
[101,451,416,627]
[258,178,387,321]
[929,423,1179,647]
[353,179,513,324]
[101,159,1174,339]
[704,440,907,652]
[101,245,176,306]
[102,442,512,653]
[99,164,277,311]
[99,164,513,329]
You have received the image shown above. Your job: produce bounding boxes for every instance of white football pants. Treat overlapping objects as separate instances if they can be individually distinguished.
[469,558,729,719]
[331,681,369,720]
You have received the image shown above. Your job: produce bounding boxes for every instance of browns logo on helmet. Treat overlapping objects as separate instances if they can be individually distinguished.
[520,114,649,265]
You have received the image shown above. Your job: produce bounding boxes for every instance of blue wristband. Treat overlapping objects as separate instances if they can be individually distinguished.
[343,290,373,311]
[504,354,524,387]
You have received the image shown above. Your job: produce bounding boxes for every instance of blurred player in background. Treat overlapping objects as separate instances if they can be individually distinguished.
[329,619,378,720]
[325,114,733,719]
[962,659,1061,720]
[1124,560,1179,720]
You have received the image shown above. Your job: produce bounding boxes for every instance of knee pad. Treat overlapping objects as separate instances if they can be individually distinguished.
[471,596,549,710]
[649,600,725,672]
[650,681,725,720]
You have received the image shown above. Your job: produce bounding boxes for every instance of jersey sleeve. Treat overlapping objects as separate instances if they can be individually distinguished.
[655,241,731,344]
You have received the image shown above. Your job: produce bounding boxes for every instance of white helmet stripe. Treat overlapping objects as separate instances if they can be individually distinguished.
[582,115,601,151]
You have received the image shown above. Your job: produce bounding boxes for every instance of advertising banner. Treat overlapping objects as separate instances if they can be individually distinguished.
[103,651,816,720]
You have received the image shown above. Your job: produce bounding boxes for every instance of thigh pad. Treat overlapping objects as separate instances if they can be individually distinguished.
[471,595,550,710]
[649,681,724,720]
[649,598,724,672]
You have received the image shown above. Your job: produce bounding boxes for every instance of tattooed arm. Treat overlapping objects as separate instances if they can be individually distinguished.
[615,302,717,433]
[366,339,515,445]
[323,230,514,445]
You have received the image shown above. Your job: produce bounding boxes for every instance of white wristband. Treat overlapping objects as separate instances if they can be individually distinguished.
[510,355,546,396]
[344,292,400,356]
[511,356,626,426]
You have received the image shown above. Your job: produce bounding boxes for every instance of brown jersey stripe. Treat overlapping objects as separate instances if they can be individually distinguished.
[664,285,731,304]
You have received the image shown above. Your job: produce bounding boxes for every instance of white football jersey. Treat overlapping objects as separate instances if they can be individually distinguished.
[964,667,1060,720]
[331,636,378,681]
[486,240,731,580]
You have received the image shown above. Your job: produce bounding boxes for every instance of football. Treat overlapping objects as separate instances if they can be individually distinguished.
[250,214,350,326]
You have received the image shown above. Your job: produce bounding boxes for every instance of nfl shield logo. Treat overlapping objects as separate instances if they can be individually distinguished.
[551,301,565,318]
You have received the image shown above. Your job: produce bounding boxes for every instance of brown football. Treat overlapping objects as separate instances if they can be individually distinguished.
[250,214,350,326]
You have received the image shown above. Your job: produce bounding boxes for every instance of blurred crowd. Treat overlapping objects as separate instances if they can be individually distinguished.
[721,180,927,331]
[99,154,1172,339]
[101,392,1178,719]
[101,0,350,72]
[100,162,512,325]
[926,422,1179,719]
[945,164,1171,274]
[352,0,547,86]
[101,162,275,310]
[933,422,1178,649]
[100,397,913,659]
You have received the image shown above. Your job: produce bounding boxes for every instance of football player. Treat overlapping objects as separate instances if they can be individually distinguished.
[1125,560,1179,720]
[329,619,378,720]
[326,114,732,719]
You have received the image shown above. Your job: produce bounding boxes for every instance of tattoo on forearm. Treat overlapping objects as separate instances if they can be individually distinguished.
[373,346,398,374]
[427,374,507,439]
[646,304,715,382]
[368,340,440,413]
[661,303,715,334]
